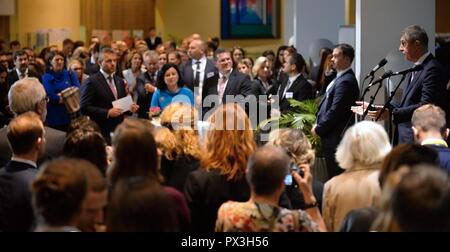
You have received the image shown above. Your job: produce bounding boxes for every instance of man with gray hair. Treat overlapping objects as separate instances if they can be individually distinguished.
[360,25,448,145]
[0,77,65,167]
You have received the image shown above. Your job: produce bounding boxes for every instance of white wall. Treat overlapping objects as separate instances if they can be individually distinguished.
[293,0,346,60]
[283,0,295,45]
[356,0,435,84]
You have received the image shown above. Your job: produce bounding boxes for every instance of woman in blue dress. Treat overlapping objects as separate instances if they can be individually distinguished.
[42,50,80,131]
[150,63,194,112]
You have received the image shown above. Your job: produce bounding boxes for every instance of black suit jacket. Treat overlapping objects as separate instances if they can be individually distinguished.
[277,74,314,114]
[7,68,41,88]
[180,59,217,92]
[0,126,65,168]
[0,161,38,232]
[135,72,158,119]
[80,72,128,141]
[316,69,359,148]
[84,60,100,76]
[145,36,163,50]
[202,69,253,118]
[390,54,447,144]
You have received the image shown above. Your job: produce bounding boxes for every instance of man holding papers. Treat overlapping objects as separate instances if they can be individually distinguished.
[81,48,138,143]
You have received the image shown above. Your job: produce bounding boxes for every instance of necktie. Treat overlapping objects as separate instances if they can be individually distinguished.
[20,72,26,79]
[193,61,201,87]
[107,75,118,100]
[410,71,416,84]
[218,75,227,102]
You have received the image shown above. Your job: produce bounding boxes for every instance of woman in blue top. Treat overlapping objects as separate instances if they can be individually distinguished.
[42,50,80,131]
[150,63,194,112]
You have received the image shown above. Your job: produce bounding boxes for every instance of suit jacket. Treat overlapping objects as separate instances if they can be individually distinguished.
[0,160,38,232]
[180,59,217,92]
[0,126,65,168]
[277,74,314,114]
[390,54,446,144]
[80,72,128,141]
[135,72,158,119]
[145,36,163,50]
[202,70,253,117]
[84,60,100,76]
[316,69,359,148]
[7,68,41,88]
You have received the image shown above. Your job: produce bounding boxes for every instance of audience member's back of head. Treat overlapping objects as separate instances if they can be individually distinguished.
[267,128,315,167]
[203,103,256,182]
[391,165,450,232]
[109,118,159,185]
[63,129,108,175]
[246,145,290,196]
[8,77,46,119]
[336,121,391,170]
[107,177,179,232]
[32,158,90,228]
[7,111,44,155]
[379,144,439,187]
[66,116,101,136]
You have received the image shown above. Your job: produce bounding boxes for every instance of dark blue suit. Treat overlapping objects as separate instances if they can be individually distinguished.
[0,160,38,232]
[390,54,446,145]
[277,74,314,114]
[316,69,359,178]
[80,72,128,142]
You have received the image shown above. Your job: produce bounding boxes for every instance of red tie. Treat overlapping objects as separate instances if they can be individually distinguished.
[107,76,118,100]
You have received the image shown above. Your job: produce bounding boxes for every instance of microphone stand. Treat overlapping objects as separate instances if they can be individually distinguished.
[376,73,407,121]
[361,77,385,120]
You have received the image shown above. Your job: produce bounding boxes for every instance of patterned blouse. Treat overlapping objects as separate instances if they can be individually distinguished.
[215,201,320,232]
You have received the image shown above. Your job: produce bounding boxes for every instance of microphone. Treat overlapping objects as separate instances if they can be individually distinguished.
[365,58,388,79]
[389,64,423,77]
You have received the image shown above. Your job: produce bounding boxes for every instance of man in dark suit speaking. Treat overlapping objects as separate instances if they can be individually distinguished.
[81,48,138,143]
[356,25,447,145]
[312,44,360,179]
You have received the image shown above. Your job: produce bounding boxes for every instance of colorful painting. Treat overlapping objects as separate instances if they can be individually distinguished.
[221,0,279,39]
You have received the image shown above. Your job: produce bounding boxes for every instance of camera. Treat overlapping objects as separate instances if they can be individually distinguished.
[284,163,304,186]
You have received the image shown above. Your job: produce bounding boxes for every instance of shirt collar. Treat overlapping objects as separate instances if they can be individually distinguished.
[288,73,301,84]
[337,66,352,78]
[422,138,448,147]
[415,52,430,65]
[11,157,37,169]
[100,69,114,80]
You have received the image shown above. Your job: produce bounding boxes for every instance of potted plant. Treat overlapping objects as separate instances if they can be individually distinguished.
[258,97,328,182]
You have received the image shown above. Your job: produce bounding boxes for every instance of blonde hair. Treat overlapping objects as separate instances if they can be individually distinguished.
[267,128,315,166]
[336,121,391,170]
[202,103,256,181]
[252,56,267,78]
[157,103,201,160]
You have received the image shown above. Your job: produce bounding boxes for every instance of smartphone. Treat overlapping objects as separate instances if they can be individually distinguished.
[284,163,304,186]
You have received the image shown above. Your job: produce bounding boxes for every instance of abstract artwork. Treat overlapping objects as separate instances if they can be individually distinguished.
[221,0,280,39]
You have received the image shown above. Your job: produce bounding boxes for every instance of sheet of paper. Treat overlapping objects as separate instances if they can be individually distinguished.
[112,95,133,112]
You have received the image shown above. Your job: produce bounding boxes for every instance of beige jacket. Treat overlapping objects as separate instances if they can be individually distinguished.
[322,163,381,232]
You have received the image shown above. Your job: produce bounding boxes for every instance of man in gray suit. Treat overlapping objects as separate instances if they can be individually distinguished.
[0,77,65,167]
[180,39,217,108]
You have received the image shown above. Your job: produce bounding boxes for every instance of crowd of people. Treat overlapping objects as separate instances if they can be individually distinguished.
[0,25,449,232]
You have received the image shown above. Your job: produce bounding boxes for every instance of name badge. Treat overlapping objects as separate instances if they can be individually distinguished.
[286,92,293,99]
[206,72,215,79]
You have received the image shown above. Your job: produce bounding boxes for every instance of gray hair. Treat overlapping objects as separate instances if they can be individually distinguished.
[336,121,391,170]
[252,56,268,78]
[8,77,46,116]
[401,25,429,50]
